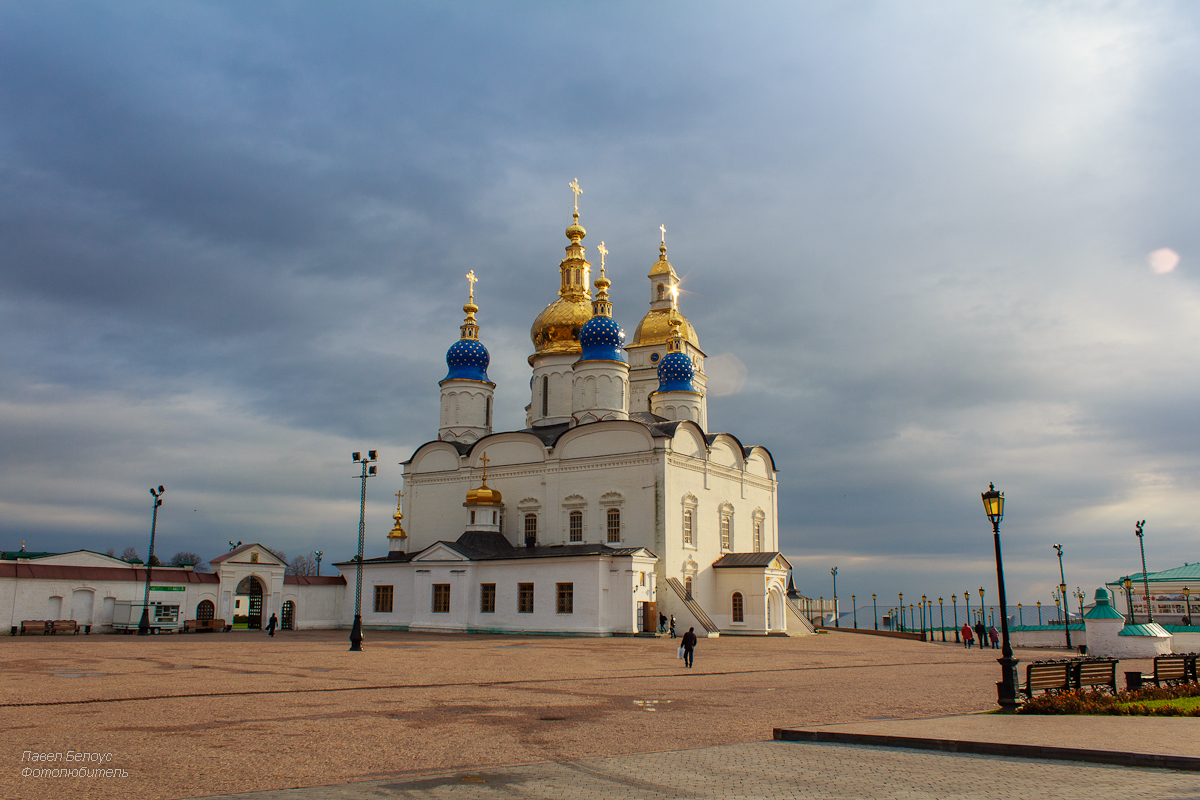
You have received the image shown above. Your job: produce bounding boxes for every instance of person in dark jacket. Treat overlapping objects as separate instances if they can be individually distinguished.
[681,627,698,668]
[669,615,677,639]
[266,613,278,637]
[974,621,986,649]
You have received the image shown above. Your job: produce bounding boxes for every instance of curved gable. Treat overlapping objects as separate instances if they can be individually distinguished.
[555,421,655,461]
[744,447,776,478]
[409,443,463,474]
[467,432,547,466]
[670,421,707,459]
[708,434,744,470]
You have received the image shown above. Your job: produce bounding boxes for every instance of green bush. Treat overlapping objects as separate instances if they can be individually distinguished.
[233,614,249,624]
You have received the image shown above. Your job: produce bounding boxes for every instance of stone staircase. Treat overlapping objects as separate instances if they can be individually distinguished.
[665,578,720,636]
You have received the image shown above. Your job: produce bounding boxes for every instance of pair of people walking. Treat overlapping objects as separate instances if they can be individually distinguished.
[963,621,999,649]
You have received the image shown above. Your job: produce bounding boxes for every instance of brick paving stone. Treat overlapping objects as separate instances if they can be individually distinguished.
[192,741,1200,800]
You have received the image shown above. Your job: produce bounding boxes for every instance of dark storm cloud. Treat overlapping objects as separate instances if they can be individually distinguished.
[2,1,1198,603]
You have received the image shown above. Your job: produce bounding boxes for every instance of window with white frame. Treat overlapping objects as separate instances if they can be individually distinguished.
[732,592,744,622]
[607,507,621,543]
[569,510,583,542]
[682,494,698,547]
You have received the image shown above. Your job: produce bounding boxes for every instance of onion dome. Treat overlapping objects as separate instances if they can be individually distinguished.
[530,200,593,359]
[444,272,491,382]
[578,243,628,363]
[465,453,503,506]
[387,490,407,540]
[656,311,696,392]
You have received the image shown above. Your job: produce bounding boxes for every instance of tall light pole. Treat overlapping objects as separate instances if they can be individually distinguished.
[964,591,971,631]
[138,486,165,636]
[831,567,838,627]
[314,551,323,577]
[982,482,1018,712]
[349,451,377,652]
[1122,576,1134,623]
[1135,520,1153,623]
[1052,543,1071,649]
[1037,600,1042,625]
[898,592,903,631]
[1074,587,1085,619]
[921,594,927,640]
[939,597,945,642]
[952,595,959,642]
[872,593,878,630]
[851,595,857,629]
[978,587,985,627]
[1184,587,1192,625]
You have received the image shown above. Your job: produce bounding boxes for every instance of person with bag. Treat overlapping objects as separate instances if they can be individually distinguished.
[961,622,973,648]
[681,627,697,668]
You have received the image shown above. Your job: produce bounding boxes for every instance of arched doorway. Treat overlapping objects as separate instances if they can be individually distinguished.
[768,587,784,632]
[236,576,264,629]
[281,600,294,631]
[196,600,215,621]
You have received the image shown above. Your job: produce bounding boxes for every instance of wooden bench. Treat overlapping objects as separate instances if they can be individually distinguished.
[20,620,50,635]
[1152,654,1189,687]
[1073,659,1118,694]
[184,619,228,633]
[50,620,79,635]
[1022,661,1072,698]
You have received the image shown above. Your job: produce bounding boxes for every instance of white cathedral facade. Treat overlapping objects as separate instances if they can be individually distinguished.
[334,199,806,637]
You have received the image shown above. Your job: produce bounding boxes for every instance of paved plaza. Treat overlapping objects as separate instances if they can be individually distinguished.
[1,629,1195,800]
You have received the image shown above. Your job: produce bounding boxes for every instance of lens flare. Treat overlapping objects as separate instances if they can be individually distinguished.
[1148,248,1180,275]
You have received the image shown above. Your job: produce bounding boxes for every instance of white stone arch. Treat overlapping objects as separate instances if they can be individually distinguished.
[70,588,95,624]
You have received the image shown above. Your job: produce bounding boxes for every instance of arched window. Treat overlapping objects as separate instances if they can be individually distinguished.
[196,600,215,621]
[541,376,549,417]
[753,520,762,552]
[524,513,538,544]
[607,508,621,543]
[732,592,744,623]
[470,510,476,524]
[486,397,491,426]
[569,510,583,542]
[684,576,693,600]
[574,268,580,284]
[683,508,693,545]
[658,284,666,300]
[720,514,731,550]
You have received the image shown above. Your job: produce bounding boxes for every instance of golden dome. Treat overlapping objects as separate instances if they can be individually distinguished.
[631,307,700,348]
[465,479,503,506]
[530,296,592,357]
[649,241,676,277]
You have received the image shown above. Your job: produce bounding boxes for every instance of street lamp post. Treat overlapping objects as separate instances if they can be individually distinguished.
[349,451,377,652]
[898,592,903,632]
[1037,601,1042,625]
[873,593,878,630]
[314,551,323,577]
[939,597,945,642]
[921,595,927,641]
[1184,587,1192,626]
[1018,603,1023,625]
[978,587,985,629]
[1135,520,1153,623]
[981,482,1019,711]
[831,567,838,627]
[138,486,165,636]
[1052,544,1072,649]
[952,595,960,642]
[1122,576,1134,623]
[852,595,857,629]
[964,591,971,633]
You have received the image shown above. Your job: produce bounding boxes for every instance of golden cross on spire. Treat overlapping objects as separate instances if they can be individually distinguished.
[597,241,607,271]
[569,178,582,214]
[465,270,477,304]
[480,451,490,481]
[395,488,403,504]
[660,224,666,244]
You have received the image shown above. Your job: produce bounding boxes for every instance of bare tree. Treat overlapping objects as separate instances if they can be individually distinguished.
[121,546,139,562]
[168,551,209,572]
[104,548,116,557]
[287,553,317,576]
[264,546,286,564]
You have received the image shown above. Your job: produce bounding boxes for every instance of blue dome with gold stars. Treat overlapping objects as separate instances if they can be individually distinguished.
[578,316,628,363]
[445,338,490,382]
[657,350,695,392]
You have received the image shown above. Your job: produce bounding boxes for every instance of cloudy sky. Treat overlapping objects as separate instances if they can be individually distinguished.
[2,1,1197,613]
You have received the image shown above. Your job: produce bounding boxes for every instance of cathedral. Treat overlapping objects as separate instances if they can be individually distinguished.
[335,188,804,637]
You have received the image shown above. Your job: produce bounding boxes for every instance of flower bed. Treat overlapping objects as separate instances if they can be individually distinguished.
[1018,683,1200,716]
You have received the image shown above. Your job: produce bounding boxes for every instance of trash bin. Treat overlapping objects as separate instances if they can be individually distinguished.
[1077,644,1087,655]
[1125,671,1144,691]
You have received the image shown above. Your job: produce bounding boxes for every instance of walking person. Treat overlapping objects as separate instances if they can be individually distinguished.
[974,620,986,651]
[659,612,667,634]
[988,625,999,650]
[669,615,677,639]
[962,622,973,648]
[266,613,278,637]
[681,626,697,668]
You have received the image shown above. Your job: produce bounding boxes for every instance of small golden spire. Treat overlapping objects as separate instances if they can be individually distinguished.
[666,301,685,354]
[592,241,612,318]
[569,178,582,215]
[460,272,480,341]
[388,488,406,539]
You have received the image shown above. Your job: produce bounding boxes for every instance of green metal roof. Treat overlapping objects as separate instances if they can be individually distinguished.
[1085,603,1125,620]
[1116,563,1200,583]
[0,551,57,560]
[1118,623,1171,637]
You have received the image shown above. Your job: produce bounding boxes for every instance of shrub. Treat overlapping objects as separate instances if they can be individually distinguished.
[1018,683,1200,716]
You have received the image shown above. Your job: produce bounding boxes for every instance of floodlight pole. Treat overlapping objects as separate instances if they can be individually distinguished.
[314,550,323,577]
[349,451,377,652]
[139,486,164,636]
[831,567,838,627]
[1135,520,1153,623]
[1052,544,1071,649]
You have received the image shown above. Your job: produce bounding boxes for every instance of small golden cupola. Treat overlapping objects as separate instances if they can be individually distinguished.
[387,489,408,556]
[464,453,503,532]
[529,179,594,360]
[464,453,503,507]
[631,228,700,348]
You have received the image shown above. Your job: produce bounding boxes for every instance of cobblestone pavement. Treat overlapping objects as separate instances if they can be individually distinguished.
[195,740,1200,800]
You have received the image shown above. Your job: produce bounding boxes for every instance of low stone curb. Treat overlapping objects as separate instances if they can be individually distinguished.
[773,728,1200,772]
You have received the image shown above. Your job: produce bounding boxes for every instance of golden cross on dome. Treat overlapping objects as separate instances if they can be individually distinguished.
[597,241,607,270]
[480,451,490,480]
[465,270,477,303]
[569,178,582,214]
[660,224,666,244]
[394,488,403,504]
